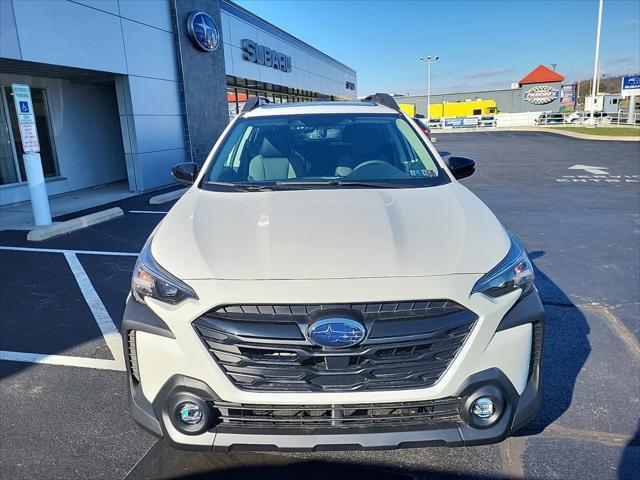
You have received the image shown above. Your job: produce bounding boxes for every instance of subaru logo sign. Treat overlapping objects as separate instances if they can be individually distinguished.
[187,11,219,52]
[307,318,366,348]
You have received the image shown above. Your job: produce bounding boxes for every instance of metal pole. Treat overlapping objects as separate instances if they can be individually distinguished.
[427,61,431,122]
[589,0,603,126]
[23,153,52,226]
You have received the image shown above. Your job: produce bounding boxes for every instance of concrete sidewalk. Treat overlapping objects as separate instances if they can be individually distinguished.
[0,181,135,231]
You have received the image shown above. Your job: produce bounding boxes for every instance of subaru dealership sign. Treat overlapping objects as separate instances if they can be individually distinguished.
[621,76,640,98]
[187,11,220,52]
[524,85,559,105]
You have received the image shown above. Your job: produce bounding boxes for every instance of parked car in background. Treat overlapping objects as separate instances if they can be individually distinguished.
[479,115,496,127]
[413,117,438,143]
[535,113,565,125]
[428,118,443,129]
[566,111,586,123]
[568,111,611,125]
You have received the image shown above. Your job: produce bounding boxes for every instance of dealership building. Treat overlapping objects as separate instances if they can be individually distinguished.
[397,65,569,117]
[0,0,357,206]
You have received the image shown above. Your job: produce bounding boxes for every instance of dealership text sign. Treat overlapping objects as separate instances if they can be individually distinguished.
[242,39,292,72]
[524,85,559,105]
[11,84,40,153]
[621,76,640,98]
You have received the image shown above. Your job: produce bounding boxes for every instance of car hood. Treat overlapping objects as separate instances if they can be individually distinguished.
[152,184,510,280]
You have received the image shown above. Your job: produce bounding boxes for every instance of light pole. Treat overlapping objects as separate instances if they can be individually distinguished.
[419,55,439,122]
[589,0,603,126]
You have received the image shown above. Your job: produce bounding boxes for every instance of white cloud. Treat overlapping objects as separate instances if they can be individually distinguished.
[464,67,512,79]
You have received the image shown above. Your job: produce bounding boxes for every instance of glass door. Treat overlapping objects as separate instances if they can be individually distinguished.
[3,86,59,183]
[0,93,20,185]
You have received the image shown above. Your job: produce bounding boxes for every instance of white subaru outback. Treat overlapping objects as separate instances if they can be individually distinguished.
[122,94,543,451]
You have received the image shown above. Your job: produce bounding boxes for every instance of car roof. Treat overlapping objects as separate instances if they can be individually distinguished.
[242,101,399,118]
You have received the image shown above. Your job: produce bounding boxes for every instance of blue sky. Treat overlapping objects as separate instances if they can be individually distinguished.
[235,0,640,96]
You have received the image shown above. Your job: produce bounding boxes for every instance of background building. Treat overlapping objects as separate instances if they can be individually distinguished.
[585,93,622,113]
[396,65,568,117]
[0,0,357,206]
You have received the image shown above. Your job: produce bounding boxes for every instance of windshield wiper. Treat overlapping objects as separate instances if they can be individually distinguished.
[205,181,274,192]
[275,180,402,189]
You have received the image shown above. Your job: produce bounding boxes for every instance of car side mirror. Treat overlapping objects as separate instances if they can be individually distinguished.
[446,156,475,179]
[171,162,198,185]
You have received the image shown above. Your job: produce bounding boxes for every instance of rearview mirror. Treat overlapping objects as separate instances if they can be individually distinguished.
[446,156,475,179]
[171,162,198,185]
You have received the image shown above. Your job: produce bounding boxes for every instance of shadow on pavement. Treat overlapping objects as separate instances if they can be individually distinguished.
[515,251,591,437]
[619,423,640,479]
[125,440,511,480]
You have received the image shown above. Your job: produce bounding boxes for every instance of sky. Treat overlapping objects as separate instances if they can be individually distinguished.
[234,0,640,96]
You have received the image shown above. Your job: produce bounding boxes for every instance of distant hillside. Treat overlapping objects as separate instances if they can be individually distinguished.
[574,74,639,107]
[576,75,619,94]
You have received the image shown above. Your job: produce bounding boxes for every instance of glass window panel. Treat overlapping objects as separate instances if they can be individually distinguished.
[236,89,248,113]
[3,87,58,180]
[0,95,18,185]
[227,87,239,119]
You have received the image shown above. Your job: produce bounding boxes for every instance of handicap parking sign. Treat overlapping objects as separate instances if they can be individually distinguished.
[19,101,29,113]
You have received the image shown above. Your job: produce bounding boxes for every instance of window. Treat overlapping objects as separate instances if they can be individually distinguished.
[235,89,249,113]
[227,87,240,118]
[204,113,448,190]
[1,87,58,185]
[473,109,481,115]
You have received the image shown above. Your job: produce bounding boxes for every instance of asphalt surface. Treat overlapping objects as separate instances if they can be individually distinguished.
[0,131,638,479]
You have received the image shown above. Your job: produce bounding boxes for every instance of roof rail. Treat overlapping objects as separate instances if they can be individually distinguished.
[313,94,334,102]
[362,93,400,111]
[241,96,271,114]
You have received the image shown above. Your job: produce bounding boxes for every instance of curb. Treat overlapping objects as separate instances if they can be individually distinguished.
[434,127,640,141]
[149,188,188,205]
[27,207,124,241]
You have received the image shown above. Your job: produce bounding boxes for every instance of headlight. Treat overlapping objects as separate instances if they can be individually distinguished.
[131,236,198,305]
[471,231,534,298]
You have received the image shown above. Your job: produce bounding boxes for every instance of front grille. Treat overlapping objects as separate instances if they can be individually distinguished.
[194,301,477,392]
[213,397,462,431]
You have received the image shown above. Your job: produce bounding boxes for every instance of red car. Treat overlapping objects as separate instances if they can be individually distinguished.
[413,117,437,143]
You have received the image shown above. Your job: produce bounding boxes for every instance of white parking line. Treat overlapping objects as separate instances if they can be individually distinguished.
[0,245,138,256]
[0,245,131,371]
[0,350,125,371]
[129,210,168,214]
[64,251,125,365]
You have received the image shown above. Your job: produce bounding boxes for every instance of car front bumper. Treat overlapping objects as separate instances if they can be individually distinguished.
[121,278,543,451]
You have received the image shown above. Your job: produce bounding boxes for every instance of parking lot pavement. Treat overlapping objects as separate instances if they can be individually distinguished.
[0,132,638,479]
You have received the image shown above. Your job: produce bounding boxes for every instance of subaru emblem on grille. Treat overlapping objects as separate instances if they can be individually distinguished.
[307,318,366,348]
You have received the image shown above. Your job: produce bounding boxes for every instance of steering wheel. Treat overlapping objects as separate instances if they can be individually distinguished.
[352,160,390,171]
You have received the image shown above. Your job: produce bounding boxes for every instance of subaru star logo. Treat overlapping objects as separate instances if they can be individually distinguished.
[187,11,219,52]
[307,318,366,348]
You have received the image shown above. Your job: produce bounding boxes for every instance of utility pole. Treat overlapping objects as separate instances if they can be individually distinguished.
[589,0,604,126]
[418,56,439,122]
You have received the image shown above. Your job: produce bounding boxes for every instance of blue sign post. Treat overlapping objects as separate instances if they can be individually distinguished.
[621,76,640,125]
[11,84,51,226]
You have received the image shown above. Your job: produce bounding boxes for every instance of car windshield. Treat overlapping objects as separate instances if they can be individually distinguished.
[203,113,448,190]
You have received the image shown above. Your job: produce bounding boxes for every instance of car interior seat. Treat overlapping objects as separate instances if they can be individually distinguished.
[248,126,306,181]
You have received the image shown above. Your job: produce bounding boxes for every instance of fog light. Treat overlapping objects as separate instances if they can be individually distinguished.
[470,396,495,419]
[177,402,203,425]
